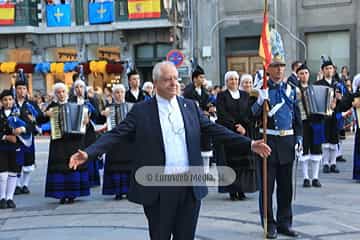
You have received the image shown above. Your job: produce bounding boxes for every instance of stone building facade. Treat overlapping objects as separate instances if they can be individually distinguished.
[194,0,359,85]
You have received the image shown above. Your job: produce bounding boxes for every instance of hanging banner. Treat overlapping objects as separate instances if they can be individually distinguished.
[128,0,161,19]
[0,3,15,25]
[270,28,285,62]
[46,4,71,27]
[89,2,114,24]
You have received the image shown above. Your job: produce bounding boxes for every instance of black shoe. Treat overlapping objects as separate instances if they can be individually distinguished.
[59,198,66,204]
[6,199,16,209]
[229,193,237,201]
[303,179,311,188]
[312,179,322,187]
[0,199,7,209]
[115,194,123,200]
[21,186,30,194]
[237,192,246,201]
[277,227,298,237]
[14,186,22,195]
[266,227,277,239]
[323,165,330,173]
[336,156,346,162]
[330,165,340,173]
[67,198,75,204]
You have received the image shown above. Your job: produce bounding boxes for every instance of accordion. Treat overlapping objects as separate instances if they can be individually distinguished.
[50,103,89,140]
[302,85,334,117]
[106,103,133,131]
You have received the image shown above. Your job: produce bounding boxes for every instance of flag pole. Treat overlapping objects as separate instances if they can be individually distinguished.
[262,66,269,239]
[262,0,269,238]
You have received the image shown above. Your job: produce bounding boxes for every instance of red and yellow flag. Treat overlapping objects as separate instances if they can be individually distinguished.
[258,1,272,71]
[0,3,15,25]
[128,0,161,19]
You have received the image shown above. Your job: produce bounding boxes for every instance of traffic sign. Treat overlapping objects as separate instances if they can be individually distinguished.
[166,49,185,67]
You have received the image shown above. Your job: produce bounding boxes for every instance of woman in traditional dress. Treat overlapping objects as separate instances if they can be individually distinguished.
[100,84,133,200]
[216,72,258,201]
[44,83,90,204]
[69,79,101,187]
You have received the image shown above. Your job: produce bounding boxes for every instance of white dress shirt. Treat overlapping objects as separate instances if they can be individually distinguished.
[156,95,189,174]
[131,89,139,100]
[77,96,85,105]
[4,109,11,117]
[195,87,202,96]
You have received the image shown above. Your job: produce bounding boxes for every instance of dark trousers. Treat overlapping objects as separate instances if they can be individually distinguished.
[258,161,293,230]
[143,186,201,240]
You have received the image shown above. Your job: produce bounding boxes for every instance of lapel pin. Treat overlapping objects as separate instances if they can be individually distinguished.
[184,103,187,108]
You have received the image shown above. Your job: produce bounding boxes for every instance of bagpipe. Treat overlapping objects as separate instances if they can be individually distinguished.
[7,109,33,147]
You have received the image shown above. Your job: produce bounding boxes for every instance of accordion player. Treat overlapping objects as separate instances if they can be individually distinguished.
[106,103,133,131]
[301,85,334,117]
[50,103,89,140]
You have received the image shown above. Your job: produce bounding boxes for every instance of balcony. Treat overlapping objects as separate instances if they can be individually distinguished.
[0,0,177,34]
[0,1,38,27]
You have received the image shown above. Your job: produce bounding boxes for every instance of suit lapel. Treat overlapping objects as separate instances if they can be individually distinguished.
[177,96,192,159]
[149,97,165,158]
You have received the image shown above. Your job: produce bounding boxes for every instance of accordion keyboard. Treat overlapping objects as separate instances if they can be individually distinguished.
[50,106,62,140]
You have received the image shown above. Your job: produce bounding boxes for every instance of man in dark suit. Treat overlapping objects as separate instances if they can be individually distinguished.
[183,65,216,171]
[125,69,147,103]
[287,60,302,88]
[69,61,271,240]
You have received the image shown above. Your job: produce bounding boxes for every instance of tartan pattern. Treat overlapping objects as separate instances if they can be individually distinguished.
[353,130,360,180]
[102,171,130,195]
[45,171,90,199]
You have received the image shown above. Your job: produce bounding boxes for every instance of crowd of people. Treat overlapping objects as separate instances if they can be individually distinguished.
[0,56,359,239]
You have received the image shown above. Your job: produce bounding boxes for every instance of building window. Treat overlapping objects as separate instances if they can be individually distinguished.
[226,36,260,55]
[136,45,155,59]
[306,31,350,79]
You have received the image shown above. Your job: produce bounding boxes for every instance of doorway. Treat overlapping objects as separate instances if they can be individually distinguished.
[226,55,263,76]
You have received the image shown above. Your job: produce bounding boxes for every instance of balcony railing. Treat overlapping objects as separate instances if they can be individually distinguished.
[1,0,174,30]
[8,0,38,26]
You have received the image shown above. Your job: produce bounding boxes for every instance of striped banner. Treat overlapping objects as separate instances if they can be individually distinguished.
[0,3,15,25]
[128,0,161,19]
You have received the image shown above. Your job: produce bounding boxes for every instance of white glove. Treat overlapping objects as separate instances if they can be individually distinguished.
[257,89,269,105]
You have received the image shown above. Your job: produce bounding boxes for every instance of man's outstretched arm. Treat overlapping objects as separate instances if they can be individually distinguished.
[69,105,137,170]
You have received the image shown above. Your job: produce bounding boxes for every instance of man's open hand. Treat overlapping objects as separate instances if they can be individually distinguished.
[251,139,271,158]
[69,150,88,170]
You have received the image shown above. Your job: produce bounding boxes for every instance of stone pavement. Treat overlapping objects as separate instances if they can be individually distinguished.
[0,134,359,240]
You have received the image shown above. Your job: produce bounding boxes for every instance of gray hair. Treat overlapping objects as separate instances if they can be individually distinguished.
[112,84,126,93]
[224,71,239,84]
[240,74,253,85]
[73,79,86,96]
[53,82,68,102]
[152,61,177,81]
[142,81,154,91]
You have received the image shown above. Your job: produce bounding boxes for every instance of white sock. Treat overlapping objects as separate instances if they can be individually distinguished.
[17,174,22,187]
[0,172,8,199]
[302,160,309,179]
[22,171,31,187]
[203,156,210,174]
[322,146,330,166]
[6,173,17,200]
[329,148,337,165]
[336,143,341,158]
[311,160,321,179]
